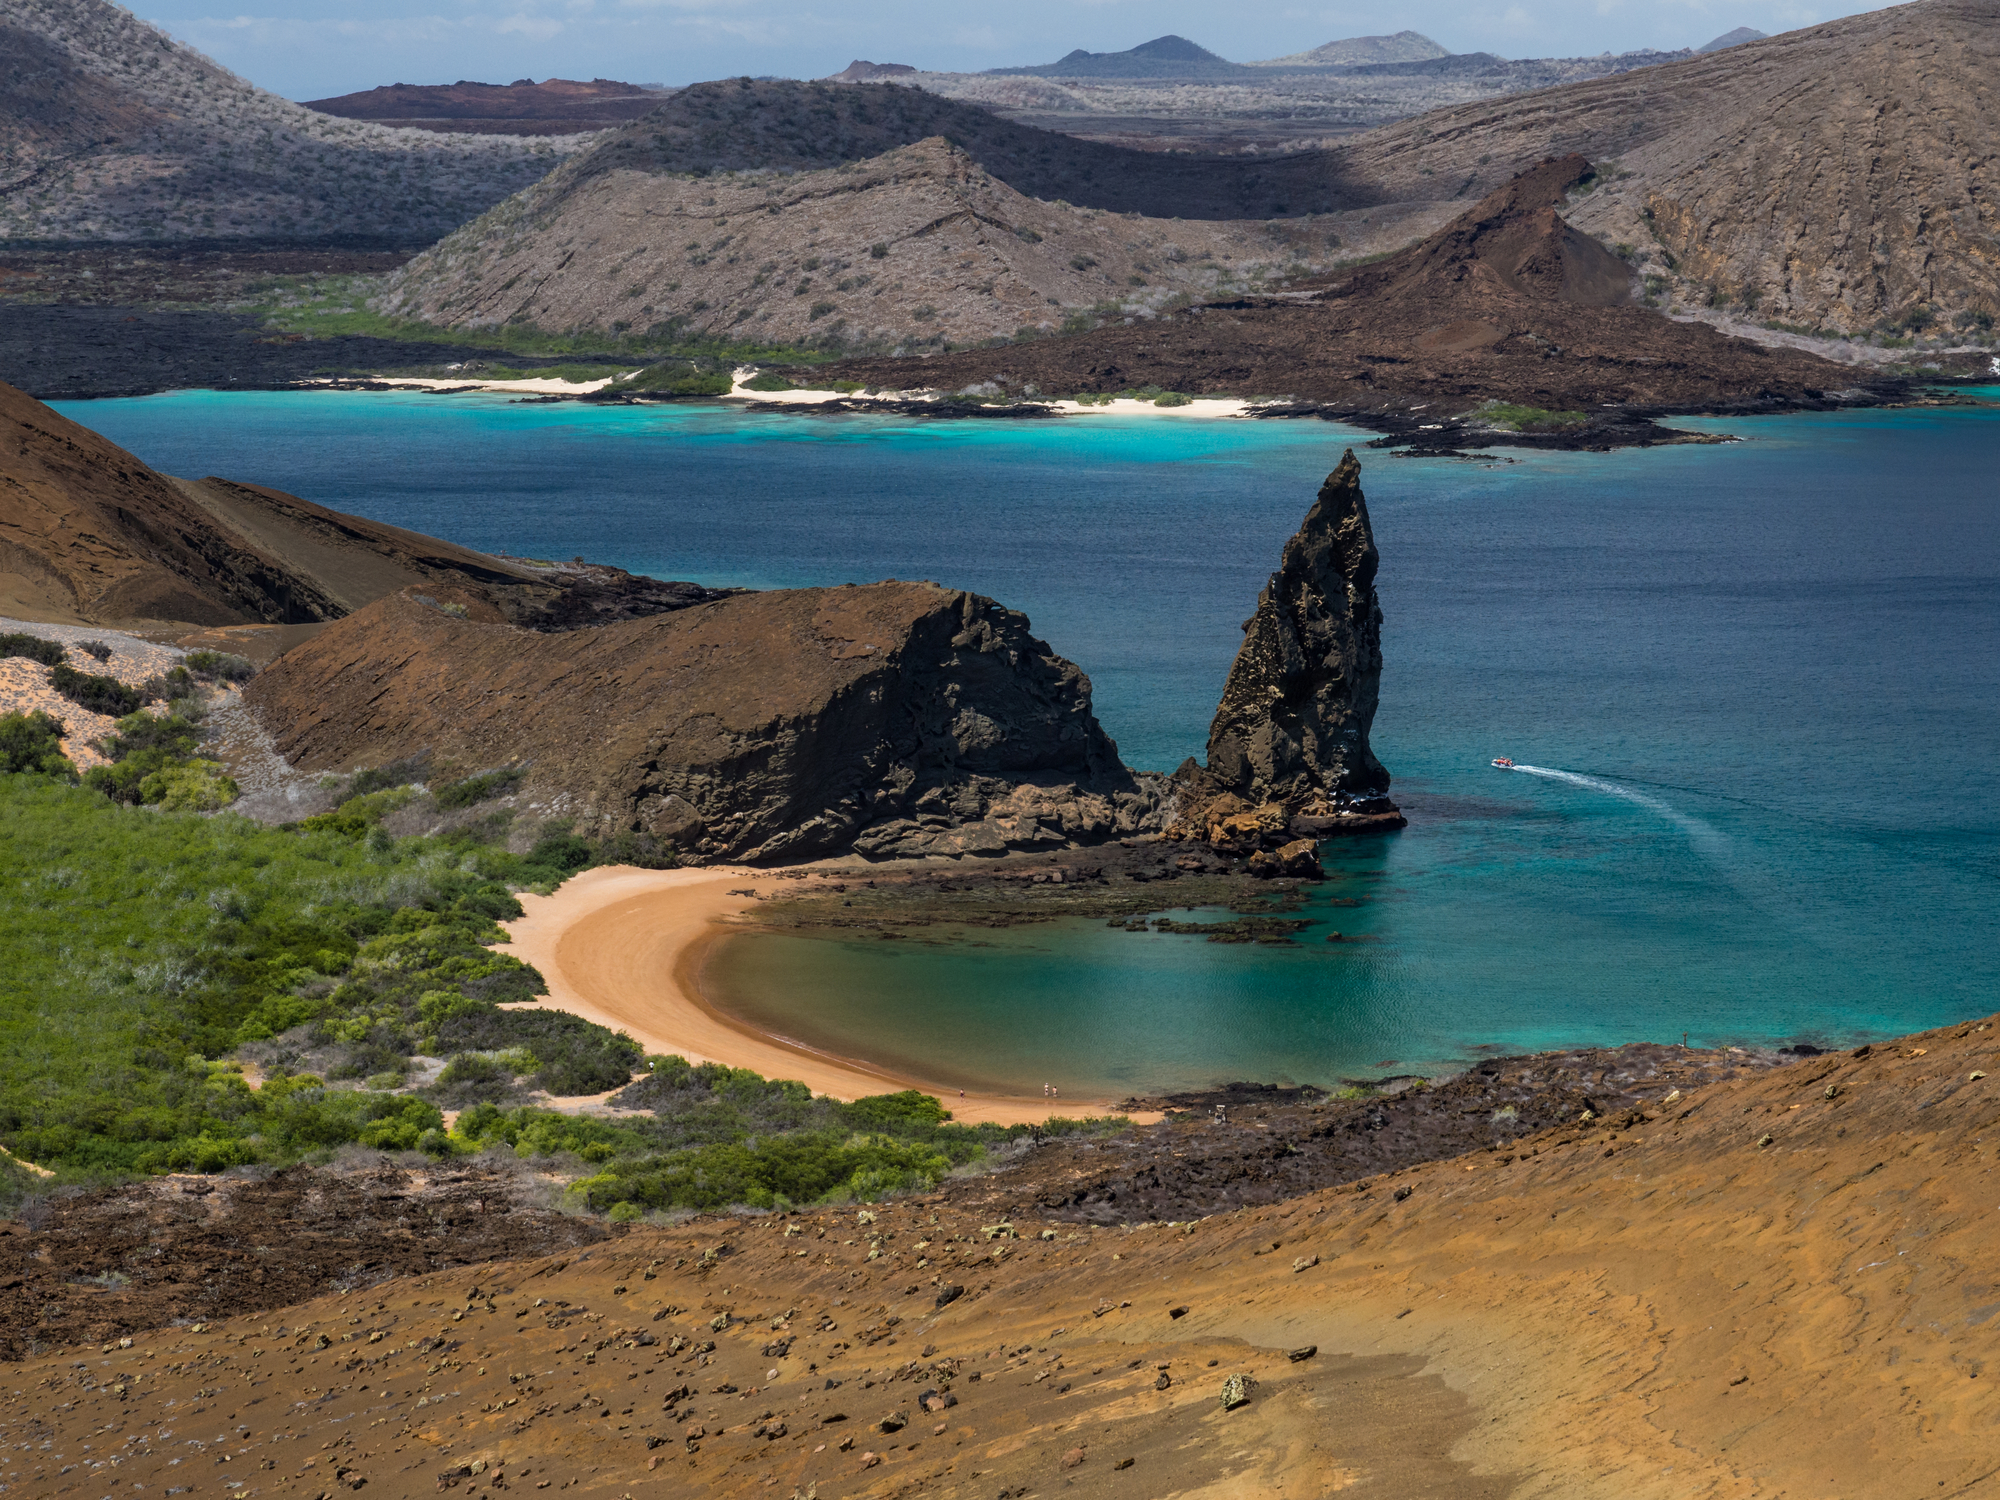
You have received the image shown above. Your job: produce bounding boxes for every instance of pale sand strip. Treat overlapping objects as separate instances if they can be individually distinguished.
[495,864,1144,1126]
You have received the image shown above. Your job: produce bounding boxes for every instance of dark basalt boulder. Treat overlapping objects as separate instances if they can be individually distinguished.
[1170,450,1403,848]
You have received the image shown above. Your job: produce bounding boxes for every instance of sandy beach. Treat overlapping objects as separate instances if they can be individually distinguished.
[496,863,1146,1126]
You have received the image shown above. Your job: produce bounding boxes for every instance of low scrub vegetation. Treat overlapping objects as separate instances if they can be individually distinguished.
[0,765,1121,1215]
[1467,401,1589,431]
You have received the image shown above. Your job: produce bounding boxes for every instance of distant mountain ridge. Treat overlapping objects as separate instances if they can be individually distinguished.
[987,35,1255,79]
[1251,30,1450,68]
[302,77,669,137]
[1698,26,1769,50]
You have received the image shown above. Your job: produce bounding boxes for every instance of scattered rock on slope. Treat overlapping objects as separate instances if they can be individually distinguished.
[244,581,1165,862]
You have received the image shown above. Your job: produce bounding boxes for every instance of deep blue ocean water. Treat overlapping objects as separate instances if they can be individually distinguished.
[55,389,2000,1094]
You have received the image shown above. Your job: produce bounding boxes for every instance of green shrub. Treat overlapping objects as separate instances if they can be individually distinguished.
[138,759,238,812]
[0,711,75,778]
[183,650,256,683]
[1153,391,1192,407]
[431,1007,642,1096]
[434,767,524,809]
[0,775,554,1179]
[0,632,66,667]
[77,640,113,663]
[49,663,144,717]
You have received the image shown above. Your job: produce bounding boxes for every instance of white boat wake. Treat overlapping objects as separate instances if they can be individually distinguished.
[1504,763,1732,862]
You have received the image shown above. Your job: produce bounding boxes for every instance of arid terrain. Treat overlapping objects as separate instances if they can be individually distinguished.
[0,0,577,243]
[825,156,1915,438]
[0,378,729,627]
[376,134,1356,349]
[900,45,1700,155]
[303,78,671,138]
[3,1015,1994,1497]
[1321,0,2000,333]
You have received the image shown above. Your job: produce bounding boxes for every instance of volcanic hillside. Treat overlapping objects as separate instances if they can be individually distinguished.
[375,137,1340,348]
[1329,0,2000,333]
[830,156,1871,417]
[243,578,1162,862]
[303,77,670,137]
[1251,30,1451,68]
[0,0,575,243]
[0,380,726,629]
[5,1015,1999,1496]
[457,76,1379,220]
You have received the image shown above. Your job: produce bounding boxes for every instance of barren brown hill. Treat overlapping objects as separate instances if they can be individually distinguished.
[302,77,670,137]
[0,0,575,243]
[244,581,1163,862]
[426,75,1379,222]
[376,137,1341,348]
[1329,0,2000,332]
[830,156,1880,423]
[6,1013,1997,1496]
[0,380,726,629]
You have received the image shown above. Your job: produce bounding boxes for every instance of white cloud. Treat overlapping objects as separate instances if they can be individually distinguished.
[495,11,563,35]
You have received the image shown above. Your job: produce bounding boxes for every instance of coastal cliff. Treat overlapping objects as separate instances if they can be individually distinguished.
[244,581,1164,863]
[1170,450,1404,858]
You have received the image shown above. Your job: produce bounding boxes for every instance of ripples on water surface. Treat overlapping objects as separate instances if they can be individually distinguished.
[59,389,2000,1092]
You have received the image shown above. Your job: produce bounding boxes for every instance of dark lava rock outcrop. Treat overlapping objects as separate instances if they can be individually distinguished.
[244,581,1164,863]
[1168,450,1404,850]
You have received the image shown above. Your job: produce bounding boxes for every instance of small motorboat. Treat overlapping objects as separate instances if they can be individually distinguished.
[1491,756,1515,769]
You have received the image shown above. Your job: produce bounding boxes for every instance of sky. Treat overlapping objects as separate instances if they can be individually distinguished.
[127,0,1893,103]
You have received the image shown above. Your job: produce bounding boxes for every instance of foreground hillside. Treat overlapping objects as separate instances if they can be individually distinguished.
[4,1013,1994,1495]
[1331,0,1999,334]
[0,0,575,243]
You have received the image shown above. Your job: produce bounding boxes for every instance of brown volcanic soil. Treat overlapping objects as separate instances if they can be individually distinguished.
[243,582,1157,863]
[3,1016,1996,1495]
[0,379,731,627]
[303,77,668,137]
[827,156,1899,437]
[1329,0,2000,334]
[379,136,1342,349]
[0,1159,610,1361]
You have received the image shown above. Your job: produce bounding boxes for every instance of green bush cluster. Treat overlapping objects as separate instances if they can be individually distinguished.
[83,708,237,810]
[0,711,74,778]
[433,767,523,809]
[50,662,145,718]
[444,1063,1120,1213]
[183,650,257,684]
[606,364,734,397]
[0,632,67,667]
[0,775,583,1185]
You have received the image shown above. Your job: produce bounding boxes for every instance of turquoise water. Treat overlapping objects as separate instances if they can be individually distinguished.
[57,389,2000,1092]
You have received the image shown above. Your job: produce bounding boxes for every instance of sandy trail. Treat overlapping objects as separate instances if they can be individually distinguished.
[496,863,1141,1126]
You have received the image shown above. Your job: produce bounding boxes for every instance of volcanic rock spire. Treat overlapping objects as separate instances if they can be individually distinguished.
[1203,449,1391,807]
